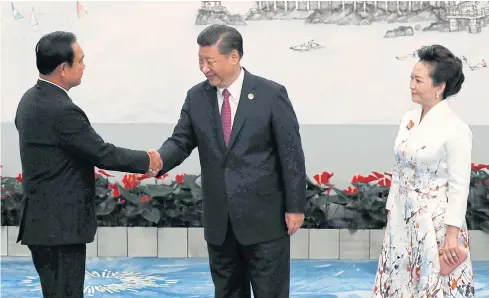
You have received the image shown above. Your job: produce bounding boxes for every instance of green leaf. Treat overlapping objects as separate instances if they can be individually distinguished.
[163,208,178,218]
[116,183,139,205]
[1,177,18,187]
[140,184,174,198]
[142,208,161,223]
[122,204,144,217]
[332,186,355,200]
[96,198,117,216]
[95,186,110,199]
[95,174,109,186]
[179,174,201,189]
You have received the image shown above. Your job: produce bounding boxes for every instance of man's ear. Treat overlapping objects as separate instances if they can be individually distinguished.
[230,50,239,65]
[59,63,68,77]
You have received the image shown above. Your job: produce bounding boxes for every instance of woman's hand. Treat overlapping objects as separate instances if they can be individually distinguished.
[441,226,460,265]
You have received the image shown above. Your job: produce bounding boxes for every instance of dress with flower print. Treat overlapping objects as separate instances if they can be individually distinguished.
[372,101,475,298]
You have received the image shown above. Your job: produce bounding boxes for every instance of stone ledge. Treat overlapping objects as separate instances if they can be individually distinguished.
[3,227,489,260]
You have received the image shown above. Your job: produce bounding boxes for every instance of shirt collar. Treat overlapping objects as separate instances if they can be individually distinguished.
[415,100,449,128]
[38,77,69,95]
[217,67,244,100]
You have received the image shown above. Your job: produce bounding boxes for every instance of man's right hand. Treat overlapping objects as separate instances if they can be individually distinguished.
[285,212,304,235]
[146,148,162,176]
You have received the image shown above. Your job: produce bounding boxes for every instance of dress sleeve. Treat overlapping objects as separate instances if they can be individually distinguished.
[443,124,473,228]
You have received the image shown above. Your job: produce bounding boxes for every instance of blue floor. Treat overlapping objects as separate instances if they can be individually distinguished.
[1,257,489,297]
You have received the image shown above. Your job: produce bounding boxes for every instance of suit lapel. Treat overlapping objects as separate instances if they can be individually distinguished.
[203,82,226,152]
[202,70,258,155]
[226,71,257,154]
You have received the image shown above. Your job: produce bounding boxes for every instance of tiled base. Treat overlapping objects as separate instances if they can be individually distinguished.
[1,226,7,256]
[2,226,489,259]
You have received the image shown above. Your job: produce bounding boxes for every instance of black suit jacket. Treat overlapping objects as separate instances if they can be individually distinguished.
[15,80,151,246]
[157,69,306,245]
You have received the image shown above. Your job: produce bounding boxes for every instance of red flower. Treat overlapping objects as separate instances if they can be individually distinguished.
[175,174,187,184]
[372,171,384,179]
[378,178,391,187]
[16,173,23,182]
[97,169,114,177]
[351,174,378,184]
[108,183,121,198]
[156,173,169,180]
[344,186,358,195]
[472,163,489,170]
[122,174,139,189]
[136,174,151,181]
[140,195,151,203]
[313,171,334,185]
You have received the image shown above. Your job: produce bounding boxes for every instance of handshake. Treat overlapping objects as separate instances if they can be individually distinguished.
[146,148,163,177]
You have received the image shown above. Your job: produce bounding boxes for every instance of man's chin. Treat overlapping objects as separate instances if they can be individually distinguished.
[206,77,220,86]
[207,80,218,86]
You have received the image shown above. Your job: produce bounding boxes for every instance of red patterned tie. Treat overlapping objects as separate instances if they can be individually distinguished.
[221,89,231,145]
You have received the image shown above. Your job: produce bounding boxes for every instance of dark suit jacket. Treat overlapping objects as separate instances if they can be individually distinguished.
[157,69,306,246]
[15,80,151,246]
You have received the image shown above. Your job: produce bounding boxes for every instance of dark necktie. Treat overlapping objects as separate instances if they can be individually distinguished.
[221,89,231,145]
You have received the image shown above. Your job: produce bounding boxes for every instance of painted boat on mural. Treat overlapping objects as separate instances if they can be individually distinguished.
[289,40,324,52]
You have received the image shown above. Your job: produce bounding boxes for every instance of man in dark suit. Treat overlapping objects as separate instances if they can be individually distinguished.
[156,25,306,297]
[15,31,162,297]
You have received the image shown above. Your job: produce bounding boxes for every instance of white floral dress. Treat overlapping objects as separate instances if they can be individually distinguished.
[372,101,475,297]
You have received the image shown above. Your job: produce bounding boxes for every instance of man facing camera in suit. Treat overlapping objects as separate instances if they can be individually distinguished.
[156,24,306,297]
[14,31,162,298]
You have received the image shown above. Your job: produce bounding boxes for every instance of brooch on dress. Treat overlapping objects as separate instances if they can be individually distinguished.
[406,120,414,130]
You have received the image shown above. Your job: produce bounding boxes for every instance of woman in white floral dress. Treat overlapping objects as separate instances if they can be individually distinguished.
[372,45,475,297]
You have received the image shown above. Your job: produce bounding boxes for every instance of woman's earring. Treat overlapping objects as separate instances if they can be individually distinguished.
[436,93,440,99]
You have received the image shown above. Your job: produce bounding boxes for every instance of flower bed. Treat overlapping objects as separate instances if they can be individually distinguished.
[2,163,488,233]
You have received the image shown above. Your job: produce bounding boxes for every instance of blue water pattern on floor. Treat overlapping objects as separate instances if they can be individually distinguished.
[1,257,489,297]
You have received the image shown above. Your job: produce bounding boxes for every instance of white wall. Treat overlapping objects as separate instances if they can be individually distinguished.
[1,1,488,186]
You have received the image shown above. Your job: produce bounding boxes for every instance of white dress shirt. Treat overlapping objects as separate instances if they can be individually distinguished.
[216,68,245,129]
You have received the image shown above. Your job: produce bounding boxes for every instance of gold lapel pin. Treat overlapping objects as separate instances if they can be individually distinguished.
[248,93,254,100]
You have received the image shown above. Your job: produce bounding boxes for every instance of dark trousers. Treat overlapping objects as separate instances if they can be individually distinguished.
[28,244,86,298]
[207,221,290,298]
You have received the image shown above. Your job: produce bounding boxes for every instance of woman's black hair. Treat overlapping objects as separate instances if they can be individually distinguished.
[416,45,465,99]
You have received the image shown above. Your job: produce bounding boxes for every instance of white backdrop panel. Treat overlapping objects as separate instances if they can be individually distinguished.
[1,1,488,124]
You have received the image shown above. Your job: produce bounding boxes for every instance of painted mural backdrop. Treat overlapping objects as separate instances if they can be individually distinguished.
[2,1,488,124]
